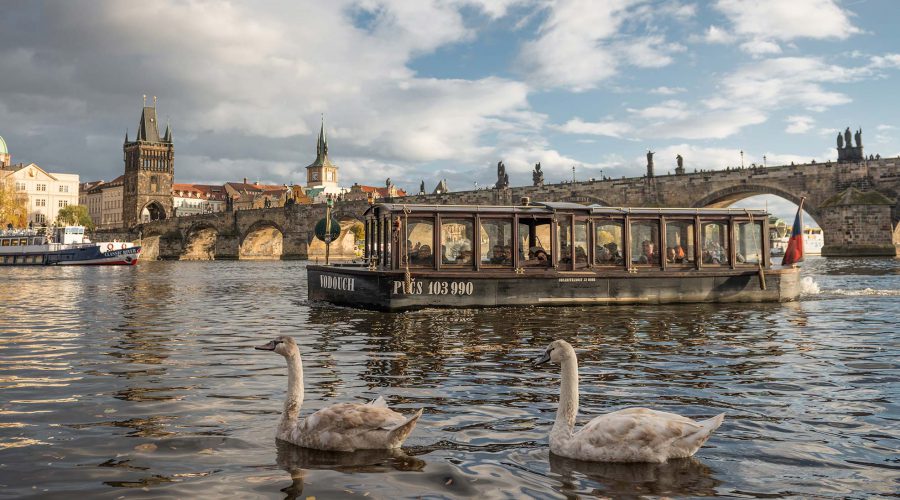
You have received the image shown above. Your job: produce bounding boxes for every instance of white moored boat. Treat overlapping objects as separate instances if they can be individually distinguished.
[0,226,141,266]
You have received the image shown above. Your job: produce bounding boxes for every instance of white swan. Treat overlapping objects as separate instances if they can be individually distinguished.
[534,340,724,463]
[256,336,422,452]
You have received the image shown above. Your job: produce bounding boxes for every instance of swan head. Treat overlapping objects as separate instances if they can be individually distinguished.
[533,339,575,366]
[254,335,298,357]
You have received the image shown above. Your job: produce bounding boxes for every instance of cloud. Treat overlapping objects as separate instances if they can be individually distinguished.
[650,86,685,95]
[785,115,815,134]
[628,100,687,120]
[701,25,734,44]
[517,0,686,90]
[739,39,782,56]
[555,118,632,138]
[0,0,539,186]
[714,0,861,42]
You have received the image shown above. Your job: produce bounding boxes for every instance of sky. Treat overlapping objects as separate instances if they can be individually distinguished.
[1,0,899,224]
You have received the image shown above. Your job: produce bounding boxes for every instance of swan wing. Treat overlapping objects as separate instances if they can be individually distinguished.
[566,408,720,463]
[291,402,411,451]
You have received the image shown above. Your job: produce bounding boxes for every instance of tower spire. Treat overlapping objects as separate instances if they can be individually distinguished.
[317,113,328,158]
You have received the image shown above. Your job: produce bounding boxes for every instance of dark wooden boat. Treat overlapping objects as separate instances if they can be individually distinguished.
[308,201,801,311]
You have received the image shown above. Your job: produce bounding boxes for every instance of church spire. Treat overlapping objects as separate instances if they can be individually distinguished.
[306,113,334,168]
[317,114,328,159]
[164,119,172,143]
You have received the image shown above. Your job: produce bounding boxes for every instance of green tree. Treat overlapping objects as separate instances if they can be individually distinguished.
[56,205,95,230]
[0,176,28,228]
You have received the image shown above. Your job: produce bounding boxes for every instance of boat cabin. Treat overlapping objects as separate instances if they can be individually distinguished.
[362,201,772,274]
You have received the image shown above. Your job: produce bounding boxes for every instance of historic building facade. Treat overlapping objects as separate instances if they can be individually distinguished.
[122,102,174,227]
[173,183,227,216]
[1,163,79,225]
[304,116,347,202]
[0,136,10,168]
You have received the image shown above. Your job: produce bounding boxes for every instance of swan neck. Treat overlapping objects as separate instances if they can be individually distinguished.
[283,353,304,422]
[555,357,579,434]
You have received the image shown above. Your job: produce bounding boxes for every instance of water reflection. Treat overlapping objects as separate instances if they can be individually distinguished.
[0,260,897,498]
[550,453,719,498]
[275,440,426,499]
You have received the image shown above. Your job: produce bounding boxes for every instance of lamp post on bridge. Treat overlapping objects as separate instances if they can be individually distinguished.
[740,150,744,169]
[763,155,767,168]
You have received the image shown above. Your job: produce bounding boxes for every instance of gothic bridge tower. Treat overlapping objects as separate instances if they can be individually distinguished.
[123,98,174,227]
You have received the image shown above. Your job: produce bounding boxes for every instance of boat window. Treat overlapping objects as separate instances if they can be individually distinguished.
[10,239,18,246]
[556,218,572,265]
[735,221,763,265]
[594,221,624,266]
[1,239,8,246]
[630,220,660,266]
[665,220,695,266]
[701,221,730,265]
[574,220,588,268]
[480,218,513,267]
[441,218,474,266]
[20,239,27,246]
[406,218,434,268]
[518,218,552,267]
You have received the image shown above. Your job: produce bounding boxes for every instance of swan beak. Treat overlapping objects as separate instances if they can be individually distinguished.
[255,340,278,351]
[533,351,551,366]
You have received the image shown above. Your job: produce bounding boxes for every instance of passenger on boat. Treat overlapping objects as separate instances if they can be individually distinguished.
[490,245,506,264]
[666,247,677,263]
[526,246,550,267]
[575,246,588,264]
[456,248,473,264]
[638,240,659,265]
[502,245,513,265]
[413,244,433,265]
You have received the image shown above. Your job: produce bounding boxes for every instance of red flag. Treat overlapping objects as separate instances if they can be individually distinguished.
[782,199,805,266]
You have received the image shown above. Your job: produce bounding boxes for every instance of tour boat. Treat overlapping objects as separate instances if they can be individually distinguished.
[0,226,141,266]
[307,201,801,311]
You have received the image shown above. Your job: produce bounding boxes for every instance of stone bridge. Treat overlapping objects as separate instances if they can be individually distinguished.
[125,157,900,259]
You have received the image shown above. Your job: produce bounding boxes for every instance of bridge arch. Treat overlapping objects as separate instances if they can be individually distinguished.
[240,220,285,260]
[692,185,823,226]
[141,201,168,222]
[181,222,219,260]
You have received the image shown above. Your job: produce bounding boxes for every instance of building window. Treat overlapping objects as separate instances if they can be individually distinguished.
[15,182,25,191]
[35,214,45,223]
[59,185,69,193]
[37,183,47,192]
[35,199,46,207]
[59,200,69,208]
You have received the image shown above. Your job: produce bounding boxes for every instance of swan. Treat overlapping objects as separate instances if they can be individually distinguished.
[533,340,724,463]
[255,336,423,452]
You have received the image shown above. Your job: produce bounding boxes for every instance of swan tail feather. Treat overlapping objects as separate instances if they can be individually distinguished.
[387,409,423,447]
[670,413,725,459]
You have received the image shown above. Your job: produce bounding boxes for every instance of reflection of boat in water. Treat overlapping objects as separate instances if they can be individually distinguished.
[309,202,801,311]
[549,453,719,498]
[0,226,141,266]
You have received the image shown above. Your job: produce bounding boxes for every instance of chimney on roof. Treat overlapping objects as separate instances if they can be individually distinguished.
[243,178,247,185]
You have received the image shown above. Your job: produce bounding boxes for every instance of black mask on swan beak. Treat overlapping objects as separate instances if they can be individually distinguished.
[255,339,283,351]
[533,350,551,366]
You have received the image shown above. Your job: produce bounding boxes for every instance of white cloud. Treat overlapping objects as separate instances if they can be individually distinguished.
[870,53,900,69]
[702,25,734,44]
[517,0,685,90]
[650,86,685,95]
[555,118,632,138]
[628,100,686,120]
[785,115,815,134]
[739,39,782,56]
[715,0,861,42]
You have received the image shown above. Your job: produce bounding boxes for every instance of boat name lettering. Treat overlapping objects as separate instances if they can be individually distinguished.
[320,274,355,292]
[558,277,596,283]
[392,280,474,296]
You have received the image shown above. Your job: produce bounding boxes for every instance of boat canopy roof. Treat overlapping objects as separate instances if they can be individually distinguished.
[364,201,769,218]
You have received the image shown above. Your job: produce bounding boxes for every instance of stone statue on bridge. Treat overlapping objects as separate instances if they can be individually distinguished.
[419,180,425,195]
[844,127,852,148]
[496,161,509,189]
[837,132,843,149]
[532,162,544,187]
[855,128,862,148]
[676,154,683,169]
[646,150,655,178]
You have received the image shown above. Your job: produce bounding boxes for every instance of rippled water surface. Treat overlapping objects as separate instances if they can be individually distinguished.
[1,257,898,499]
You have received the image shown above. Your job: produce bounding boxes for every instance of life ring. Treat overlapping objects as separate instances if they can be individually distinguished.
[107,243,114,251]
[121,243,127,250]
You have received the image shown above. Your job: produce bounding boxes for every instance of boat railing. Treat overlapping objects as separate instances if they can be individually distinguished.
[0,229,44,237]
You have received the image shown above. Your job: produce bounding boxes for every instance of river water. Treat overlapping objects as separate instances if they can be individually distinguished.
[0,257,897,499]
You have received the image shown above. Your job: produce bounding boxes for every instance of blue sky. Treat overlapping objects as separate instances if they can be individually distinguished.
[1,0,898,223]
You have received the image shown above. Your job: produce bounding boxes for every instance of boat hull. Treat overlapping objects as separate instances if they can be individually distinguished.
[308,265,802,312]
[0,245,141,266]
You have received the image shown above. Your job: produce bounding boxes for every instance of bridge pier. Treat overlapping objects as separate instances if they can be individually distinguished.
[819,188,899,257]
